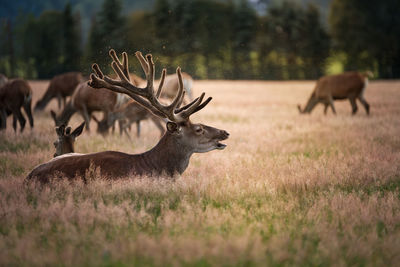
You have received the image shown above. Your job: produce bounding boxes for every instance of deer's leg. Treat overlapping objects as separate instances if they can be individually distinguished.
[57,94,62,109]
[358,96,370,115]
[136,121,141,137]
[23,98,34,128]
[80,106,91,131]
[123,127,132,141]
[324,104,329,115]
[0,109,7,129]
[12,108,26,133]
[328,98,336,115]
[349,97,358,115]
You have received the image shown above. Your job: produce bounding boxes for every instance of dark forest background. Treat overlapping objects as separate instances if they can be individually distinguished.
[0,0,399,80]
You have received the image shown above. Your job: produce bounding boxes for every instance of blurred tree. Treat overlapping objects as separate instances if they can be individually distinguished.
[300,4,330,78]
[88,0,125,70]
[330,0,400,78]
[62,3,82,72]
[29,11,64,78]
[231,0,258,79]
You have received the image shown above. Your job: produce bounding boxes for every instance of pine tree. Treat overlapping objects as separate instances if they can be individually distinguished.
[63,3,81,72]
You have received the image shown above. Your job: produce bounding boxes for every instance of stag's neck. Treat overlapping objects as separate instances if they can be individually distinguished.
[138,132,192,176]
[58,102,77,124]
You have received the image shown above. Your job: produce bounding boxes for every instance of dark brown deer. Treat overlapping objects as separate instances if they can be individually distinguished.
[92,99,165,139]
[53,122,85,157]
[50,81,128,131]
[298,71,371,115]
[35,72,83,111]
[0,79,34,132]
[26,49,229,183]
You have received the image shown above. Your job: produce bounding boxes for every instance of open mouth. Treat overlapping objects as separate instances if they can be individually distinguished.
[216,142,227,150]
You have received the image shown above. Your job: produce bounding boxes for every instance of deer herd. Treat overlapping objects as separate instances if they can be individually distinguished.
[0,48,374,183]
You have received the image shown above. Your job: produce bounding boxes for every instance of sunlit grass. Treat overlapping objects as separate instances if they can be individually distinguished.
[0,80,399,266]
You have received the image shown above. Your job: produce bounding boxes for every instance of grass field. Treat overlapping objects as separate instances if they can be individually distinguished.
[1,79,400,266]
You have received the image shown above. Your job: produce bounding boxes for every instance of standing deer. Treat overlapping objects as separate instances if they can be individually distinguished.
[53,122,85,157]
[0,79,34,132]
[35,72,83,111]
[26,49,229,183]
[50,81,128,131]
[298,71,371,115]
[92,99,165,139]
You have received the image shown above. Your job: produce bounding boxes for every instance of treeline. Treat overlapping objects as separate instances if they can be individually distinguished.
[1,0,399,79]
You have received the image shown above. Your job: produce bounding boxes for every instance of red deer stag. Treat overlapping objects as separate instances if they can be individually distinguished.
[51,81,128,131]
[53,122,85,157]
[298,71,371,115]
[35,72,83,111]
[0,79,34,132]
[26,49,229,183]
[92,99,165,139]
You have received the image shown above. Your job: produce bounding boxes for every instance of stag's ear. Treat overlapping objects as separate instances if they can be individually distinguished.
[71,122,85,138]
[166,121,180,133]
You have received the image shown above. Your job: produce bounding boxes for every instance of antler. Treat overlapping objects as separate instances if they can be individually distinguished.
[88,49,211,122]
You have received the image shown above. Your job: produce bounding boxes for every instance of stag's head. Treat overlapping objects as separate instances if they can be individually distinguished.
[53,122,85,157]
[88,50,229,153]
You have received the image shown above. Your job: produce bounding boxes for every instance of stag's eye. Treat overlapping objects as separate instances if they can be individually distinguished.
[195,126,204,134]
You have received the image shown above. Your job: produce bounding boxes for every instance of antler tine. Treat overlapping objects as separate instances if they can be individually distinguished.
[89,49,211,123]
[156,69,167,98]
[109,49,131,82]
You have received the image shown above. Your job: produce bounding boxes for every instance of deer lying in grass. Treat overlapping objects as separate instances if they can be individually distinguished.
[53,122,85,157]
[35,72,83,111]
[0,79,34,132]
[51,81,128,131]
[92,99,165,139]
[298,71,371,115]
[27,49,229,183]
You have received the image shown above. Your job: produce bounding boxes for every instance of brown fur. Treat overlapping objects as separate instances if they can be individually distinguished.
[94,99,165,138]
[136,72,194,102]
[298,71,371,115]
[35,72,83,111]
[0,79,34,132]
[51,81,123,131]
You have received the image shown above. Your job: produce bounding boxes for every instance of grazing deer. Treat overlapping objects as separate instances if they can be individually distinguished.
[35,72,83,111]
[50,81,128,131]
[26,49,229,183]
[0,79,34,132]
[53,122,85,157]
[298,71,371,115]
[92,99,165,139]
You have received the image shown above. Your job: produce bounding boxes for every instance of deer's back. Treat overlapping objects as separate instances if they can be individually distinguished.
[49,72,82,96]
[72,82,117,112]
[315,72,366,99]
[26,151,142,183]
[0,79,31,108]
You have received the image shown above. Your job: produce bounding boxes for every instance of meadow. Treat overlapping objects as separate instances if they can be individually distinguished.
[1,79,400,266]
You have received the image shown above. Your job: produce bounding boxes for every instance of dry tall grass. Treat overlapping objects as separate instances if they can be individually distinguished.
[0,80,400,266]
